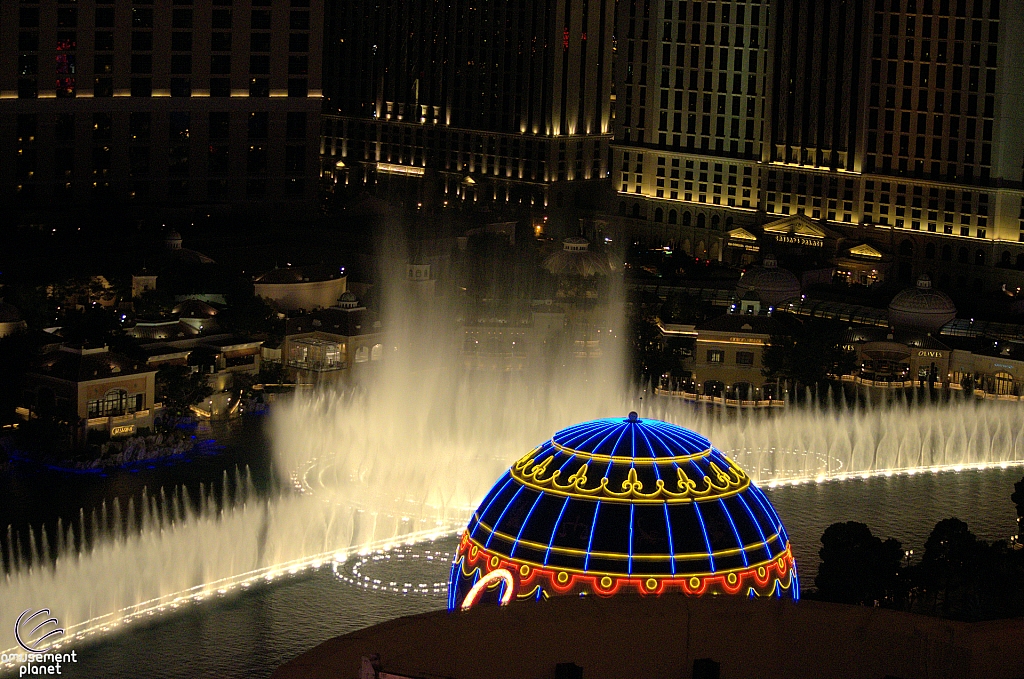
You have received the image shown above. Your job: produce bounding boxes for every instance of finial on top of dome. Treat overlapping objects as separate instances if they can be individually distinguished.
[916,273,932,290]
[763,254,778,269]
[627,411,639,423]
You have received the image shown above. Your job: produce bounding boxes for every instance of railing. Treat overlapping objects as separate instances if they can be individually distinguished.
[654,388,785,408]
[841,375,915,389]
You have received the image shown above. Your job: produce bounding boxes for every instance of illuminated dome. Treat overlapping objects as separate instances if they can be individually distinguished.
[448,414,797,610]
[735,255,802,307]
[888,275,956,333]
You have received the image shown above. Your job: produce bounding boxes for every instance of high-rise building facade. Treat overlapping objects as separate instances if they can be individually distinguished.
[0,0,323,209]
[614,0,1024,291]
[320,0,614,211]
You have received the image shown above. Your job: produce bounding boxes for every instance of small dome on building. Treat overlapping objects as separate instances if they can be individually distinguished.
[449,416,797,611]
[165,230,183,250]
[735,255,802,307]
[542,238,612,277]
[888,274,956,333]
[337,291,360,309]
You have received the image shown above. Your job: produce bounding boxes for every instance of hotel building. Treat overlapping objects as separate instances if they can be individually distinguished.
[320,0,614,212]
[0,0,323,208]
[613,0,1024,292]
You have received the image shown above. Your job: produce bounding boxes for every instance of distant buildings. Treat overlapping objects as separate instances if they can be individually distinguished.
[320,0,614,213]
[254,264,347,312]
[613,0,1024,293]
[281,293,384,383]
[0,0,323,208]
[22,345,157,438]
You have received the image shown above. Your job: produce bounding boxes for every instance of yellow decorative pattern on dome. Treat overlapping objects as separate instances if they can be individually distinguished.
[511,452,750,503]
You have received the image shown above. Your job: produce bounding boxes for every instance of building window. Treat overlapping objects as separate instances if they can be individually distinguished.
[251,33,271,52]
[354,346,369,363]
[210,78,231,97]
[211,55,231,74]
[130,78,151,97]
[290,11,310,30]
[736,351,754,366]
[249,78,269,97]
[287,79,308,97]
[707,349,724,363]
[286,112,307,139]
[289,33,309,52]
[170,78,191,97]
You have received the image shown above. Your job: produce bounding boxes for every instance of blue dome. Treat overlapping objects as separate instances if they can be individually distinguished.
[449,415,797,610]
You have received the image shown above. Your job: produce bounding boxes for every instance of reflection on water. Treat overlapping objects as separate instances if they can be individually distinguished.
[64,467,1022,679]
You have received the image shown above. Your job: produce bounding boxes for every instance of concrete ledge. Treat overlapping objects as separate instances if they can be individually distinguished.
[272,595,1024,679]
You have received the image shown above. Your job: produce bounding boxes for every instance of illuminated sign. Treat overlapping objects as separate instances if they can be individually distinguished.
[917,350,944,358]
[111,424,136,437]
[376,162,425,176]
[773,234,823,247]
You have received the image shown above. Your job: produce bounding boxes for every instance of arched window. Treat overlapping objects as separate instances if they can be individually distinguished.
[725,216,734,229]
[899,240,913,256]
[682,211,692,226]
[958,247,969,263]
[697,214,706,228]
[655,207,664,222]
[631,203,641,218]
[975,249,985,266]
[941,244,952,261]
[1017,253,1024,270]
[925,243,935,259]
[370,343,383,361]
[354,346,369,363]
[702,380,724,397]
[668,209,677,224]
[618,201,627,215]
[103,389,128,417]
[711,215,721,230]
[1001,250,1011,266]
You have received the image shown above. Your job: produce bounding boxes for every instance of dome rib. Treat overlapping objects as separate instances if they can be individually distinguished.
[451,416,798,609]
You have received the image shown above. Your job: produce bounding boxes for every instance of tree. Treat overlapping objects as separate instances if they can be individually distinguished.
[629,313,676,383]
[156,365,213,423]
[218,295,277,336]
[134,287,176,318]
[919,518,981,616]
[0,332,33,425]
[1011,476,1024,542]
[815,521,904,607]
[762,318,856,397]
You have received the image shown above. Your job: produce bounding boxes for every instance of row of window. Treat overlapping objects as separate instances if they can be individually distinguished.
[706,349,755,366]
[13,178,308,201]
[13,144,308,177]
[17,76,309,99]
[14,111,308,141]
[20,7,311,31]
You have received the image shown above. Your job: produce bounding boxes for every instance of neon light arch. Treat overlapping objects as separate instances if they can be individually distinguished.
[450,414,798,610]
[460,568,516,610]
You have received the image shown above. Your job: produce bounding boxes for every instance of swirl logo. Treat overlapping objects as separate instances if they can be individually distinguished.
[14,609,64,653]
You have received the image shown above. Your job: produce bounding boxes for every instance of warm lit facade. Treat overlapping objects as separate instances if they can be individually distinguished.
[22,345,157,437]
[449,414,797,610]
[613,0,1024,291]
[0,0,323,207]
[320,0,614,211]
[281,294,384,383]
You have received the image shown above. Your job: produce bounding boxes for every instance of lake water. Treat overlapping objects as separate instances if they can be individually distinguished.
[53,465,1022,679]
